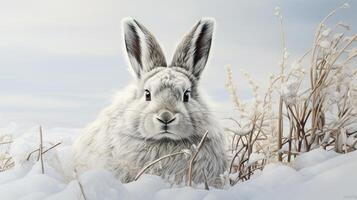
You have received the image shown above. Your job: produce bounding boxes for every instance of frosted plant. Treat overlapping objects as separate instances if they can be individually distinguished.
[0,134,13,171]
[274,3,357,160]
[225,4,356,173]
[225,65,277,185]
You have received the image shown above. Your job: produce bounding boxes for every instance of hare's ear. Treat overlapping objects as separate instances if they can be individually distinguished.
[171,18,214,79]
[122,18,167,79]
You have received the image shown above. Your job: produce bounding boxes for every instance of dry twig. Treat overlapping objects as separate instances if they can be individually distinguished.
[188,130,209,187]
[26,142,62,161]
[134,151,188,181]
[38,126,45,174]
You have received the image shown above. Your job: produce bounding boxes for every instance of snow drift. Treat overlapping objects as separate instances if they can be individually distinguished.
[0,123,356,200]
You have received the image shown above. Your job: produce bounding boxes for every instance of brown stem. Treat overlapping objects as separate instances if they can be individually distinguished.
[188,130,209,187]
[38,126,44,174]
[134,151,187,181]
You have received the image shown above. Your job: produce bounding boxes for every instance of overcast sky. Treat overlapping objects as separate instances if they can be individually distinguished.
[0,0,355,128]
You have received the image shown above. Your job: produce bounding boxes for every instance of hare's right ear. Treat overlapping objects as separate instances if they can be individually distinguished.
[171,18,214,79]
[122,18,167,79]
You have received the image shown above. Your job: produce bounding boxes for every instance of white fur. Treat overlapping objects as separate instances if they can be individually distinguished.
[73,18,227,187]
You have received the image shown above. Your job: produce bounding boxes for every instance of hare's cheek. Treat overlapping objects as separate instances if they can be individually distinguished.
[171,114,192,136]
[141,113,156,133]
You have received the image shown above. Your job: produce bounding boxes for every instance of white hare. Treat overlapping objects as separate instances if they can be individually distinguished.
[73,18,227,187]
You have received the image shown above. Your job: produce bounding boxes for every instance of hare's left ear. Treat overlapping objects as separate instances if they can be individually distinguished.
[123,18,167,79]
[171,18,214,79]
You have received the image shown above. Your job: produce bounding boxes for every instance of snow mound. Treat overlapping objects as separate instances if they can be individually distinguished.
[1,123,357,200]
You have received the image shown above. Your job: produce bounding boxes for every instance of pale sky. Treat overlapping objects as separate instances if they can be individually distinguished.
[0,0,355,128]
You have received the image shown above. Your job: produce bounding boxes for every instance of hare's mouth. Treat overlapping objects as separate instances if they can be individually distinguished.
[157,131,177,139]
[148,130,182,141]
[159,131,174,135]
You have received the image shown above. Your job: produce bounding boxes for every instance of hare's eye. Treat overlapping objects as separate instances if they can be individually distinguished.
[183,90,190,102]
[144,89,151,101]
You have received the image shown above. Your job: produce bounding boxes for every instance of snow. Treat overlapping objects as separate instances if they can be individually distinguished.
[1,123,357,200]
[273,6,281,17]
[321,28,331,37]
[247,153,265,166]
[319,40,331,49]
[293,148,338,170]
[280,79,300,105]
[341,3,350,9]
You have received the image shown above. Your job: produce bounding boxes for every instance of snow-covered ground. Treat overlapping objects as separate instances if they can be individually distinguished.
[1,123,357,200]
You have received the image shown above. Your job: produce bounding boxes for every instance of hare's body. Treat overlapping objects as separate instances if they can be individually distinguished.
[73,18,227,187]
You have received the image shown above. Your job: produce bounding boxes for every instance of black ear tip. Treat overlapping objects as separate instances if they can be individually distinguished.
[122,17,135,28]
[199,17,215,29]
[122,17,144,32]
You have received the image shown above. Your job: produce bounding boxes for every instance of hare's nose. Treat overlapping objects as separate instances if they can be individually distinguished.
[156,110,176,124]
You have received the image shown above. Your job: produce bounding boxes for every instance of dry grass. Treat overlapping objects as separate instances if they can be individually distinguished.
[277,4,357,159]
[0,126,61,173]
[225,3,356,184]
[0,134,14,171]
[134,151,189,181]
[187,130,208,187]
[38,126,45,174]
[74,169,88,200]
[225,66,277,185]
[26,142,62,161]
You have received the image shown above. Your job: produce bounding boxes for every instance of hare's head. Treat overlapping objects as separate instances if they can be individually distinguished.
[123,18,214,141]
